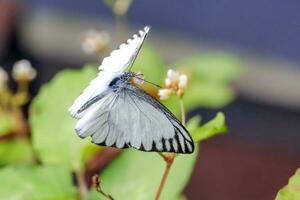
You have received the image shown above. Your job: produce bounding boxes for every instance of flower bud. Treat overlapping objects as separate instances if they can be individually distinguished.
[167,69,180,82]
[158,68,189,99]
[158,89,173,100]
[178,74,188,89]
[12,60,36,82]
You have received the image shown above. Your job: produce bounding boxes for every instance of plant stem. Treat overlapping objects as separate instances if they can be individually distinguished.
[154,155,175,200]
[179,97,186,126]
[92,174,114,200]
[75,169,88,200]
[155,97,186,200]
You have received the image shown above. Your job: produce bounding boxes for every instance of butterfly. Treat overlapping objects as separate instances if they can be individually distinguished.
[69,26,194,153]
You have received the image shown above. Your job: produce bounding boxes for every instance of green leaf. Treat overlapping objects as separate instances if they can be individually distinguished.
[0,139,35,166]
[0,114,12,136]
[88,147,199,200]
[185,80,234,109]
[29,66,101,170]
[176,52,242,83]
[163,81,234,118]
[170,52,242,110]
[0,165,77,200]
[186,115,202,134]
[276,168,300,200]
[132,45,166,85]
[191,112,227,143]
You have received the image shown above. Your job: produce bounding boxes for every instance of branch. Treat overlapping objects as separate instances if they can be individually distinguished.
[92,174,114,200]
[155,97,186,199]
[75,169,88,200]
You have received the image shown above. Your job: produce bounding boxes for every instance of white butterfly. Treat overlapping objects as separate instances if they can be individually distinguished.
[69,26,194,153]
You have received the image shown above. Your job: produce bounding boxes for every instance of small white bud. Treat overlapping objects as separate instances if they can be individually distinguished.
[165,78,172,87]
[12,60,36,82]
[178,74,188,89]
[158,89,173,100]
[162,68,189,98]
[167,69,180,82]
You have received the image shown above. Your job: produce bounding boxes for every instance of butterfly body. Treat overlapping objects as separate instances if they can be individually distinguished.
[69,26,194,153]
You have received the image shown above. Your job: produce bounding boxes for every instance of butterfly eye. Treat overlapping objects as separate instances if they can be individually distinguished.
[109,77,121,88]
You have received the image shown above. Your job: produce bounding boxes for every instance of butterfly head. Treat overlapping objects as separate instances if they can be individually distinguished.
[109,72,144,90]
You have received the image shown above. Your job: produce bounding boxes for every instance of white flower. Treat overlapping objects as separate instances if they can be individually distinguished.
[158,89,173,100]
[159,69,189,99]
[82,30,110,54]
[0,67,8,92]
[165,69,180,87]
[178,74,188,89]
[12,59,37,82]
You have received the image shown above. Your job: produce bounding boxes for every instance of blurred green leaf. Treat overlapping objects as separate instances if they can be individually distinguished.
[276,168,300,200]
[29,66,101,170]
[0,165,77,200]
[81,145,103,164]
[176,52,242,83]
[0,114,12,136]
[164,81,234,117]
[186,115,201,134]
[0,139,34,166]
[88,147,198,200]
[132,45,166,85]
[185,81,234,109]
[168,52,242,111]
[191,112,227,143]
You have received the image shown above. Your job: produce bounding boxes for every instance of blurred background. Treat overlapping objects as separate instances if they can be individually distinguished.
[1,0,300,199]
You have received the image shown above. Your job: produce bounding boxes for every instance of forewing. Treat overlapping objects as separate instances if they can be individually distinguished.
[68,26,150,119]
[75,85,194,153]
[99,26,150,73]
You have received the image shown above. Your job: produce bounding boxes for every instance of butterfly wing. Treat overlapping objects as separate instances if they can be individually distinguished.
[75,85,194,153]
[99,26,150,73]
[68,26,150,119]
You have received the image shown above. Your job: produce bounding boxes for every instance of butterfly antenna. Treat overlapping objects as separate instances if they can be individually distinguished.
[134,76,162,88]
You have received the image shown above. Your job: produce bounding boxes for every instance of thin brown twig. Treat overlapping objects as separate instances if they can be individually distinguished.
[75,169,88,200]
[155,97,187,200]
[179,97,186,126]
[92,174,114,200]
[154,154,175,200]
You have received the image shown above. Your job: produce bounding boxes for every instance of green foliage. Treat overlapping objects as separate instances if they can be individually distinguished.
[186,115,202,133]
[0,115,12,135]
[29,66,101,171]
[188,112,227,143]
[0,36,239,199]
[176,52,242,83]
[88,147,198,200]
[0,139,34,166]
[164,53,242,116]
[132,45,166,85]
[276,168,300,200]
[0,165,77,200]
